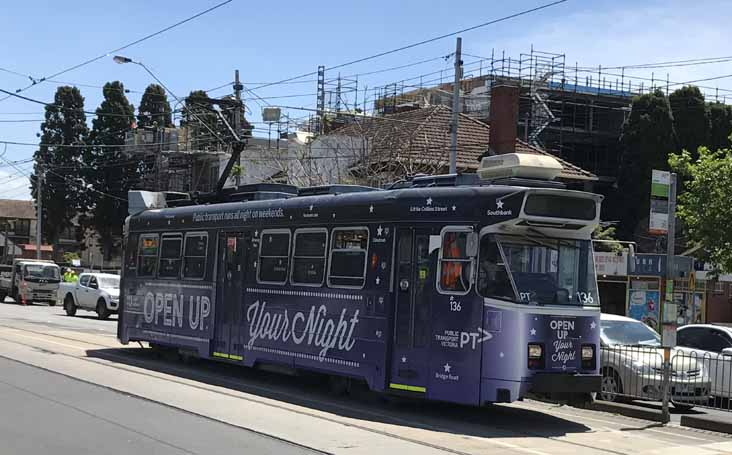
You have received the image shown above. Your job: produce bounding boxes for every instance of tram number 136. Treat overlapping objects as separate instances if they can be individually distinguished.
[576,292,594,305]
[449,299,462,312]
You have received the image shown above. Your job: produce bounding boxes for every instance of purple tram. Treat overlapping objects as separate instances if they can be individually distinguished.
[118,153,603,406]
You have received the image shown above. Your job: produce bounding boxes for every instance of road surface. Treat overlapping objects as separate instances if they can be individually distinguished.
[1,301,732,454]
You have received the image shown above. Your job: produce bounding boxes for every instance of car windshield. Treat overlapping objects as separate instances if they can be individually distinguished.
[601,319,661,346]
[488,234,598,306]
[98,276,120,289]
[23,264,60,280]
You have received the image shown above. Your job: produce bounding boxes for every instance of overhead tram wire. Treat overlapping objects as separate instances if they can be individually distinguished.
[0,0,233,103]
[1,154,127,202]
[0,87,145,118]
[249,0,568,92]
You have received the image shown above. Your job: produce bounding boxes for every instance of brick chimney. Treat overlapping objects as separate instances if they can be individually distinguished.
[488,83,520,155]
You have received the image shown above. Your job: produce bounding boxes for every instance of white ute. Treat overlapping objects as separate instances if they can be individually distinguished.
[59,272,120,320]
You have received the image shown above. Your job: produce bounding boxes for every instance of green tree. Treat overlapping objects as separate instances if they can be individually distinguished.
[31,86,89,247]
[615,90,678,243]
[137,84,173,129]
[669,147,732,273]
[83,81,136,260]
[181,90,219,151]
[669,86,709,158]
[708,102,732,151]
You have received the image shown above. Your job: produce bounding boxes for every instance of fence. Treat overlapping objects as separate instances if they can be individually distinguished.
[600,345,732,420]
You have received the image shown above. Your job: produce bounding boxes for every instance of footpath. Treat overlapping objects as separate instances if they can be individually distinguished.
[588,400,732,433]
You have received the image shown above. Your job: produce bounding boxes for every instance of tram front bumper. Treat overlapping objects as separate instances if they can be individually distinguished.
[530,373,601,394]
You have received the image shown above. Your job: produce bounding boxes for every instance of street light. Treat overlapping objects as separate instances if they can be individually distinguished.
[112,55,134,65]
[111,55,221,141]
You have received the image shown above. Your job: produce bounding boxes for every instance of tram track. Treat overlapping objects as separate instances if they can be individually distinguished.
[0,322,725,455]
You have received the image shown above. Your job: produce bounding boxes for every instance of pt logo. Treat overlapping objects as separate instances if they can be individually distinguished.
[459,327,492,349]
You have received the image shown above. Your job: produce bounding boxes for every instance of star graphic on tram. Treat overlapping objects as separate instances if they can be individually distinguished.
[530,328,537,336]
[443,363,452,373]
[401,356,407,363]
[308,204,314,211]
[499,352,505,358]
[452,205,456,211]
[375,276,381,285]
[369,205,374,213]
[496,199,504,209]
[426,197,433,205]
[590,321,597,330]
[376,225,383,236]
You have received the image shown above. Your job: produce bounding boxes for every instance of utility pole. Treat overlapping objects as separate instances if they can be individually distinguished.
[36,168,43,260]
[449,37,462,175]
[233,69,243,187]
[660,172,677,424]
[2,221,9,264]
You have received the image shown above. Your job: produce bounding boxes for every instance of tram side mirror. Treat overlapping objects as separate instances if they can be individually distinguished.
[466,232,478,257]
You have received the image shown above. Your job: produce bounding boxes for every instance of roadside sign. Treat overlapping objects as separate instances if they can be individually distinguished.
[649,169,671,235]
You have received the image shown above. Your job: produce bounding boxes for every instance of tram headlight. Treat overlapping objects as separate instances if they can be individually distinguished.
[581,344,596,370]
[528,343,544,370]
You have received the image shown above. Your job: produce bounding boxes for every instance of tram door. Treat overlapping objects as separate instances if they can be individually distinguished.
[213,232,246,360]
[390,227,434,393]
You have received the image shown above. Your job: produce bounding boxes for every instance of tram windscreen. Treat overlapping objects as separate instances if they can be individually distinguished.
[493,235,598,306]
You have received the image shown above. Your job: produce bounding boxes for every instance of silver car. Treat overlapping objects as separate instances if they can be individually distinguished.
[600,314,711,410]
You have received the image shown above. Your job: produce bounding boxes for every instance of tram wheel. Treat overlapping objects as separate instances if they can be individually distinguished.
[328,376,351,396]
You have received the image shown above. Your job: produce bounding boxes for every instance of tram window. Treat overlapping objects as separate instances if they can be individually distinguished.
[477,235,515,300]
[183,233,208,279]
[291,229,327,286]
[158,234,183,279]
[137,234,159,277]
[328,227,369,289]
[257,230,291,284]
[437,229,473,295]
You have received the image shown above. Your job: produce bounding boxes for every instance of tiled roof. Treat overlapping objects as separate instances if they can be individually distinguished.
[331,105,596,181]
[0,199,35,220]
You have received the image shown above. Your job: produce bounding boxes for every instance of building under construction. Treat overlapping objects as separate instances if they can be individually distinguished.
[371,48,718,183]
[123,126,226,194]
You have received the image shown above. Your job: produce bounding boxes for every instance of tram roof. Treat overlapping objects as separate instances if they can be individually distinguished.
[129,178,600,231]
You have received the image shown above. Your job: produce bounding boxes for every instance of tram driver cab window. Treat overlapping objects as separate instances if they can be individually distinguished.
[137,235,159,277]
[437,229,474,295]
[477,235,515,301]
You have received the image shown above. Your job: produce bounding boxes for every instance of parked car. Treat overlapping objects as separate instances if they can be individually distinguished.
[58,272,120,319]
[599,314,710,410]
[676,324,732,399]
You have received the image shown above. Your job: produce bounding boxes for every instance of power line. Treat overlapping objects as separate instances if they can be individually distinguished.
[250,1,567,91]
[0,87,138,118]
[0,0,233,103]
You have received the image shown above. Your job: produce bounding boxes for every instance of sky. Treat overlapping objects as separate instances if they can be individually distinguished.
[2,0,732,200]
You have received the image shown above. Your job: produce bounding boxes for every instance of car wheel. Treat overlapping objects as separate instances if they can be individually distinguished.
[64,295,77,316]
[48,299,56,307]
[96,299,111,320]
[600,368,623,402]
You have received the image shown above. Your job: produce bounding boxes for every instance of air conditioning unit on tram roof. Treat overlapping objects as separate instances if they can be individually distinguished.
[477,153,563,181]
